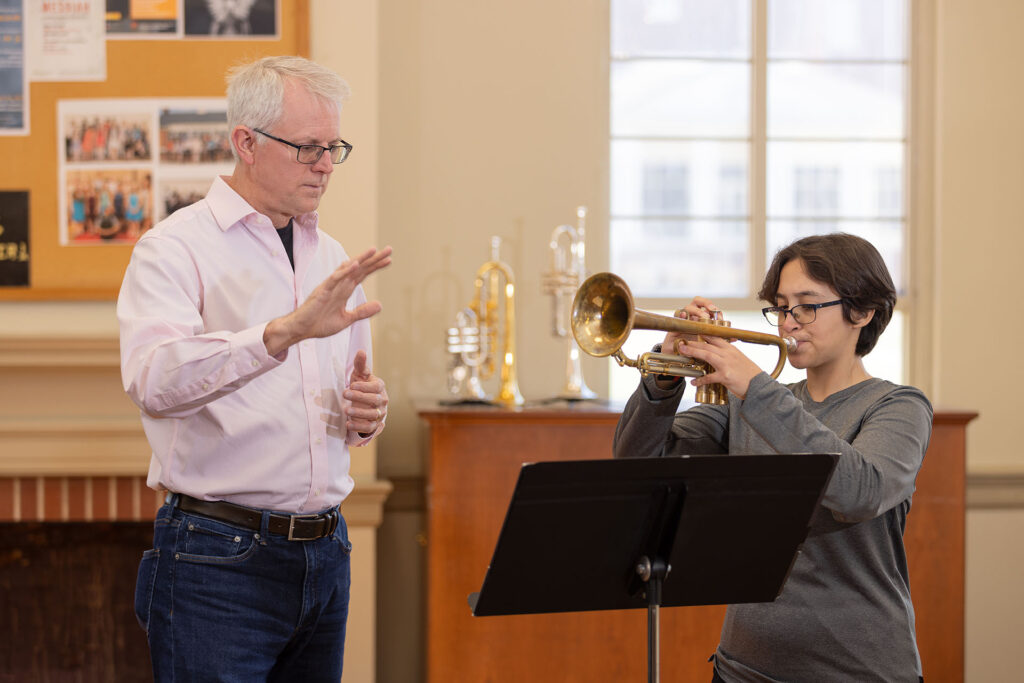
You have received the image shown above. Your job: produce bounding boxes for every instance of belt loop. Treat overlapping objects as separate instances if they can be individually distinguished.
[164,491,178,507]
[258,509,271,546]
[324,509,335,538]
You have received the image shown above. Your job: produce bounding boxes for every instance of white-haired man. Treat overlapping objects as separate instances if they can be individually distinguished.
[119,55,391,681]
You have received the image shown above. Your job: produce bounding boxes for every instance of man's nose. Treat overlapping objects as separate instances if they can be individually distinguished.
[313,151,334,173]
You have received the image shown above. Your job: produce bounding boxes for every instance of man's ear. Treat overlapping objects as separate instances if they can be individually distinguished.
[231,126,257,165]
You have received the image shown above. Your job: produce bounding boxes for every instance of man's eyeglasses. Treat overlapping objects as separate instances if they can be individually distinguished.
[253,128,352,164]
[762,300,843,326]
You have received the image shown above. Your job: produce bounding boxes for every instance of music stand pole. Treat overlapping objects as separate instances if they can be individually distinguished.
[637,556,669,683]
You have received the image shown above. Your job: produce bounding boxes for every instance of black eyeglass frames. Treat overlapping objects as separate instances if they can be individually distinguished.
[762,299,843,326]
[253,128,352,164]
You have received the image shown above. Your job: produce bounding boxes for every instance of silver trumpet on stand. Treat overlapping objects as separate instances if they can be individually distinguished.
[541,206,597,400]
[444,307,488,402]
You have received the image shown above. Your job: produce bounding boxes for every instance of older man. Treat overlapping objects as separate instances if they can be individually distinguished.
[118,55,391,681]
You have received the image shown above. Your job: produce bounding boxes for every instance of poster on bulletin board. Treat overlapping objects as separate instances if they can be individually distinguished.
[0,0,309,299]
[0,191,29,286]
[0,0,28,135]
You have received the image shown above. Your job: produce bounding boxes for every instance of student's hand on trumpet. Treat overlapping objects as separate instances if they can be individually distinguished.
[662,296,721,354]
[662,297,762,400]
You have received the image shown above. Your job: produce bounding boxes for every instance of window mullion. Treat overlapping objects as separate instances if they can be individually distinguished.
[750,0,768,302]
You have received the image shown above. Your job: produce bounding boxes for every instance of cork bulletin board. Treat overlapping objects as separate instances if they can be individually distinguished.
[0,1,309,300]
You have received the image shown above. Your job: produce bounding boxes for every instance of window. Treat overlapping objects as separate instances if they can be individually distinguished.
[609,0,909,398]
[643,163,691,215]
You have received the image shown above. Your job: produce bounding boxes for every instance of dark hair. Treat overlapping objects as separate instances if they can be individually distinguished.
[758,233,896,356]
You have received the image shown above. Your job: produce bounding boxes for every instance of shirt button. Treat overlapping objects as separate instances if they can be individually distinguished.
[314,489,321,496]
[251,360,259,368]
[202,383,210,390]
[315,437,323,445]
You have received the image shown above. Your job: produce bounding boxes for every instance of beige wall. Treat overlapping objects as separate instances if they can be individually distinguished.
[934,0,1024,469]
[1,0,1022,681]
[375,0,612,481]
[934,0,1024,678]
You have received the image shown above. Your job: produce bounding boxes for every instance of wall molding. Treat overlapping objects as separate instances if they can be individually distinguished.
[0,417,150,476]
[384,472,1024,513]
[966,471,1024,509]
[0,336,120,368]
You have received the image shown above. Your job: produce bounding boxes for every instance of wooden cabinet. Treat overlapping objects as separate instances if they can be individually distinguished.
[420,404,974,682]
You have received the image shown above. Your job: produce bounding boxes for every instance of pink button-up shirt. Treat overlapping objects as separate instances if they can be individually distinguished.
[118,176,377,514]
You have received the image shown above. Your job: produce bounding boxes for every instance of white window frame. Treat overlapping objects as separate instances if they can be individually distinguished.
[605,0,936,393]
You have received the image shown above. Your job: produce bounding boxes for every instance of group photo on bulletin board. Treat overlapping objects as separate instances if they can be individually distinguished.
[58,98,233,246]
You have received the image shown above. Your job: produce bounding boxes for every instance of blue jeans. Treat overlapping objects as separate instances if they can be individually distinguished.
[134,496,352,682]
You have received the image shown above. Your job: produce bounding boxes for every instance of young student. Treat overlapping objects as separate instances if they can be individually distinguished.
[614,233,931,682]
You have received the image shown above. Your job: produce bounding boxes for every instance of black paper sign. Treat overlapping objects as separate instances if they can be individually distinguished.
[0,191,29,286]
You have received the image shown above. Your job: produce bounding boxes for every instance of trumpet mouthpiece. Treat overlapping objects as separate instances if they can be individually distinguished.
[784,336,798,353]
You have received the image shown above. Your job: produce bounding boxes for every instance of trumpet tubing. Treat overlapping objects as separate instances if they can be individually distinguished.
[571,272,795,404]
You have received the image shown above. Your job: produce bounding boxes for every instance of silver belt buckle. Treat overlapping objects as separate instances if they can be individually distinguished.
[287,513,322,541]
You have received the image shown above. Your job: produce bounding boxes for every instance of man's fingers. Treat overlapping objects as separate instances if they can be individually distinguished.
[350,300,383,323]
[351,349,370,380]
[357,245,393,265]
[326,248,392,292]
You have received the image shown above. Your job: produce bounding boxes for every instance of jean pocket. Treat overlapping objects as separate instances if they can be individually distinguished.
[176,516,259,565]
[134,549,159,632]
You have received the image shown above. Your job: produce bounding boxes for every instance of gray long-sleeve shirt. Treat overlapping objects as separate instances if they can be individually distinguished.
[614,372,933,682]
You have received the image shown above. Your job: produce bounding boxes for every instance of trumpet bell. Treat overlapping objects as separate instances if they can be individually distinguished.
[570,272,635,357]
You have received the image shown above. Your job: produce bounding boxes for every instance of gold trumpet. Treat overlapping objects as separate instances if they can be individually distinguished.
[466,236,525,407]
[570,272,796,405]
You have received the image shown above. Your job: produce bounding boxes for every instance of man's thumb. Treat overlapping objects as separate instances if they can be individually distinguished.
[352,349,370,379]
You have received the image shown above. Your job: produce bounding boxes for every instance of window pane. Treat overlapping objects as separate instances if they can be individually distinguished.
[767,141,903,217]
[610,218,748,298]
[768,63,904,138]
[767,219,905,292]
[768,0,906,60]
[612,61,750,137]
[612,140,748,216]
[612,0,750,58]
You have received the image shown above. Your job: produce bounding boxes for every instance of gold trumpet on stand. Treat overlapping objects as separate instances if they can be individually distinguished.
[570,272,795,405]
[540,206,596,400]
[445,236,524,407]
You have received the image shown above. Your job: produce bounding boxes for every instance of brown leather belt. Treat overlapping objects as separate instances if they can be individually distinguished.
[173,493,339,541]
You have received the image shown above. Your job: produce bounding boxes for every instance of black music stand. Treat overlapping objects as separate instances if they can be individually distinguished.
[468,453,838,683]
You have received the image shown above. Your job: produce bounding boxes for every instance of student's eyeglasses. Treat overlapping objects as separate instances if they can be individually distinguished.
[762,300,843,326]
[253,128,352,164]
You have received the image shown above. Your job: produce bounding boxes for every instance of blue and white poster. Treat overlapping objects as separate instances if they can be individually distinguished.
[0,0,27,135]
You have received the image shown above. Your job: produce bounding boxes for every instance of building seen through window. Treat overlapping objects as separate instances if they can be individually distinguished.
[609,0,909,396]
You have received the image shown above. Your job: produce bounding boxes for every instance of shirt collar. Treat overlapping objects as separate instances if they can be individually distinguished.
[207,175,319,233]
